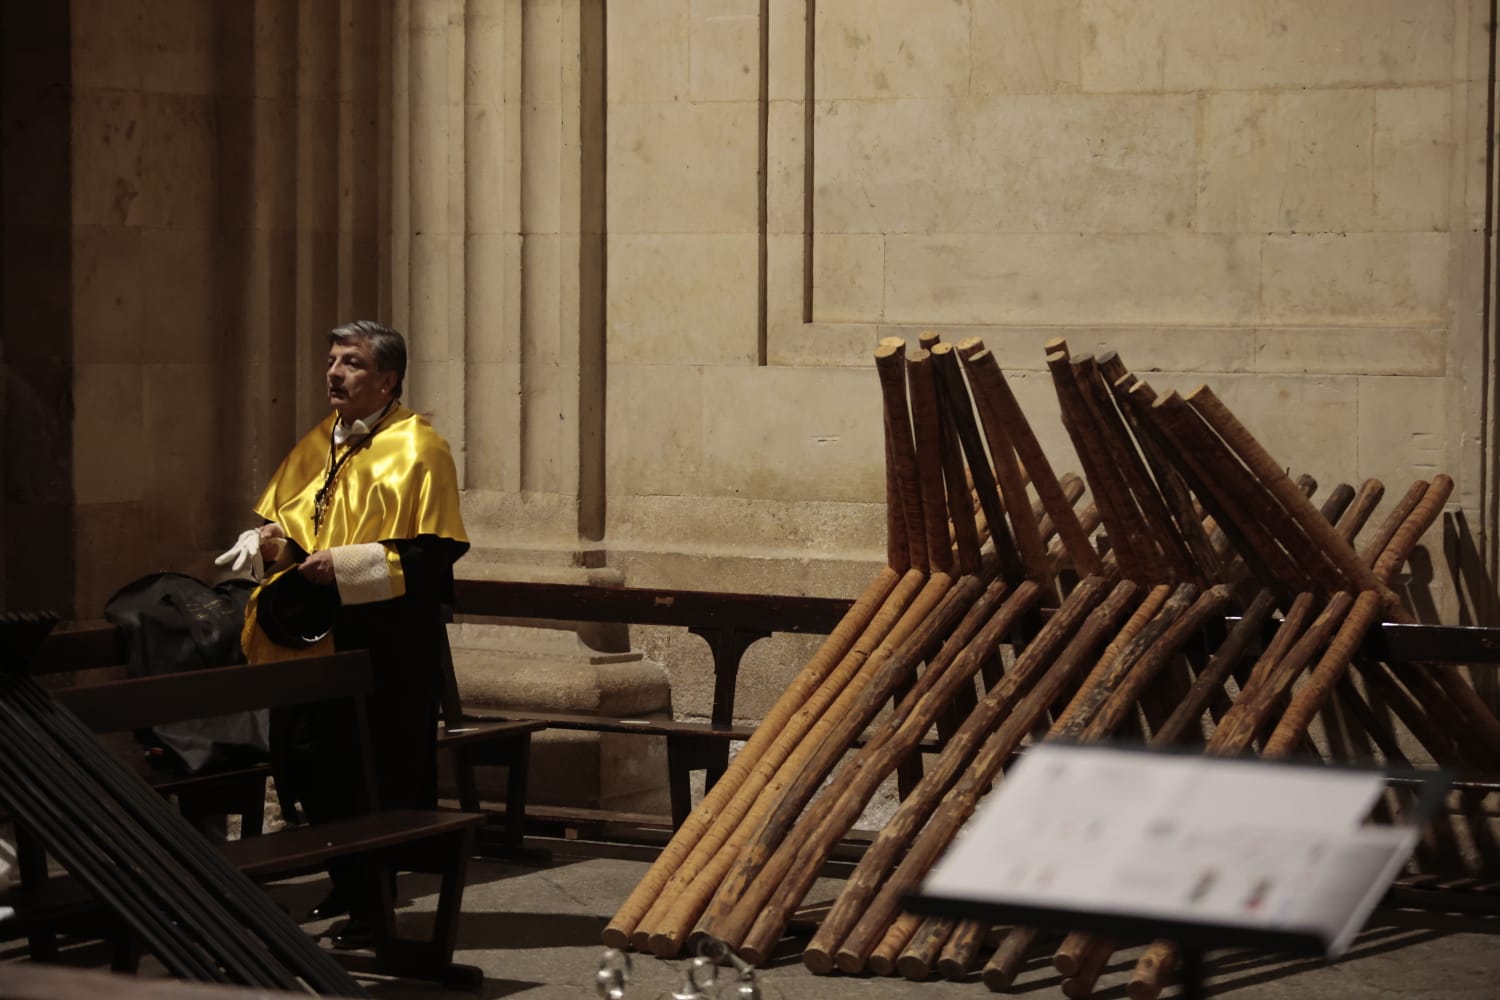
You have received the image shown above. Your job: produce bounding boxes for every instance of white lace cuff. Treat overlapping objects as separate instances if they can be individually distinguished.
[331,543,405,604]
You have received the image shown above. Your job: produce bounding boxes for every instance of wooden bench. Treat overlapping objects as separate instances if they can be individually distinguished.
[3,649,489,988]
[27,620,543,855]
[445,580,955,828]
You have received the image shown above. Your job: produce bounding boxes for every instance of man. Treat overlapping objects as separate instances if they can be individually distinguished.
[216,320,467,947]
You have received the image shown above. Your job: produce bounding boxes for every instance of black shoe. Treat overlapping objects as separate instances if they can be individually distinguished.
[307,889,349,922]
[329,917,376,951]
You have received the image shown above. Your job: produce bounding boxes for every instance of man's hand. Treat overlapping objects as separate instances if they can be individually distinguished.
[258,522,287,564]
[299,549,336,586]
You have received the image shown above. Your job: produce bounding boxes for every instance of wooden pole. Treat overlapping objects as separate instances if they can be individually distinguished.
[1048,347,1155,580]
[1188,386,1387,597]
[833,581,1142,973]
[959,342,1103,576]
[981,928,1041,992]
[626,566,926,951]
[731,581,1044,962]
[801,576,1115,974]
[600,566,901,947]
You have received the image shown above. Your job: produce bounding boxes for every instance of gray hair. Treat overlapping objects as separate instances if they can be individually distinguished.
[328,320,406,398]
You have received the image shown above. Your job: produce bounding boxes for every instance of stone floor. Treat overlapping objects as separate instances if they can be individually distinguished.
[5,847,1496,999]
[288,850,1498,1000]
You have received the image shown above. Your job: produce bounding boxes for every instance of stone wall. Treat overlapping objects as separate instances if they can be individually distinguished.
[2,1,1496,729]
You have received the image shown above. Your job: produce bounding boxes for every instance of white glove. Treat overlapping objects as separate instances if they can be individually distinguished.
[215,528,265,581]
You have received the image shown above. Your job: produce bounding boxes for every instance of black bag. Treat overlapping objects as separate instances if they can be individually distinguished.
[103,572,270,774]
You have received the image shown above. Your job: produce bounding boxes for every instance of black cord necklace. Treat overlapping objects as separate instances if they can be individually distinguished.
[312,400,396,535]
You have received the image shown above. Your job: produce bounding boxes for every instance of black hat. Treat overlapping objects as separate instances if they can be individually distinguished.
[255,569,340,649]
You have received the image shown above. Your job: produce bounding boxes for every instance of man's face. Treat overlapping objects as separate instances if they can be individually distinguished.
[326,339,396,421]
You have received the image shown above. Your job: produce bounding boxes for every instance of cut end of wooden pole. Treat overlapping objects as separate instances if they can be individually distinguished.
[936,957,969,981]
[918,330,941,349]
[981,966,1019,992]
[875,341,903,360]
[628,929,652,953]
[867,952,897,977]
[835,948,869,975]
[896,955,932,981]
[647,931,684,958]
[1127,978,1167,1000]
[930,341,953,357]
[802,946,838,975]
[738,942,768,967]
[1043,336,1070,355]
[956,336,985,357]
[878,335,906,350]
[600,925,631,950]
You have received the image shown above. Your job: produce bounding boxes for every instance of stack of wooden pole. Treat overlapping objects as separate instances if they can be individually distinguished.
[603,334,1500,999]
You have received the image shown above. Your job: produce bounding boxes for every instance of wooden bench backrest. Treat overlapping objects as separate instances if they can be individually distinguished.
[55,652,375,733]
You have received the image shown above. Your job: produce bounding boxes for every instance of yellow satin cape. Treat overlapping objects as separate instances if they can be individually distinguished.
[253,404,468,554]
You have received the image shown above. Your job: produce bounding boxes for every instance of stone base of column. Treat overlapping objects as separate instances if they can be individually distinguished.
[445,559,673,816]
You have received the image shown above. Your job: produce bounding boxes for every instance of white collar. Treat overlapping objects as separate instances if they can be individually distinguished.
[333,400,395,447]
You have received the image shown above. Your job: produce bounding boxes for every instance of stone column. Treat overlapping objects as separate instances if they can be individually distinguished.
[387,0,669,815]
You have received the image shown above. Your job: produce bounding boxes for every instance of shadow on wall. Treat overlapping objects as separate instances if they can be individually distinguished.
[1443,509,1500,710]
[1,1,74,615]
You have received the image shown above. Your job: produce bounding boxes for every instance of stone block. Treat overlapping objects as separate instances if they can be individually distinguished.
[521,233,562,365]
[691,0,761,102]
[410,103,452,235]
[1375,87,1453,232]
[607,0,690,103]
[766,100,804,236]
[883,233,1260,326]
[464,231,522,364]
[137,0,217,95]
[607,496,885,575]
[217,229,299,363]
[608,101,760,234]
[216,98,298,232]
[73,226,143,365]
[295,0,343,101]
[143,363,222,551]
[767,0,806,101]
[699,366,885,503]
[1358,375,1447,487]
[139,228,219,364]
[73,365,144,506]
[814,95,1196,235]
[1056,327,1255,375]
[522,100,562,234]
[73,502,150,618]
[1197,90,1374,233]
[973,0,1081,95]
[523,0,564,105]
[812,233,884,323]
[1217,374,1360,488]
[70,89,144,228]
[520,358,564,494]
[1255,327,1446,377]
[606,234,758,365]
[1261,233,1448,324]
[71,0,142,91]
[768,322,880,368]
[137,93,219,230]
[1082,0,1455,92]
[409,233,452,360]
[815,0,970,99]
[467,105,511,239]
[606,364,704,497]
[465,360,522,492]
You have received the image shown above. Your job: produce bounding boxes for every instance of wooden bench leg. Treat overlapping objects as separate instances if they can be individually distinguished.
[16,824,57,962]
[503,737,531,850]
[375,827,482,989]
